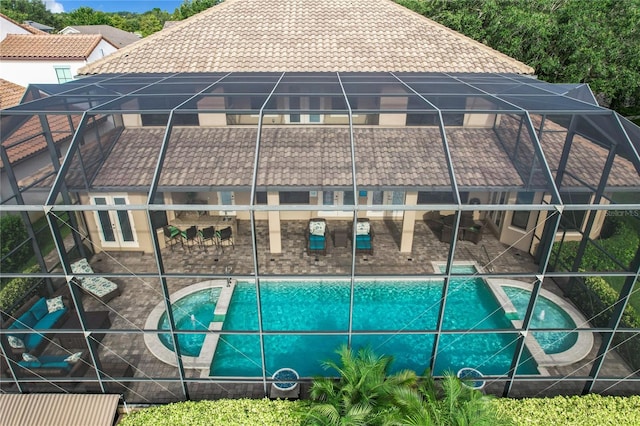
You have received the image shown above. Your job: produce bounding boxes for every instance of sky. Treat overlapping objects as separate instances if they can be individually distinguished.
[45,0,184,14]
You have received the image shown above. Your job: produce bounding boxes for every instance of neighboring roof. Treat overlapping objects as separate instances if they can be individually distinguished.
[60,25,141,48]
[0,79,26,109]
[0,393,120,426]
[23,20,54,32]
[0,34,107,60]
[80,0,534,74]
[0,13,48,35]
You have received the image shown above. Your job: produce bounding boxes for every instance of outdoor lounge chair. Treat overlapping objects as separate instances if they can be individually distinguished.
[307,218,327,255]
[354,218,373,255]
[163,225,181,250]
[199,226,217,250]
[180,225,201,251]
[70,258,121,303]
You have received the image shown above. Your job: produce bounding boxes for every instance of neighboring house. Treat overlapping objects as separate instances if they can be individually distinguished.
[59,25,141,48]
[0,34,117,86]
[162,21,180,29]
[23,20,55,33]
[0,13,47,41]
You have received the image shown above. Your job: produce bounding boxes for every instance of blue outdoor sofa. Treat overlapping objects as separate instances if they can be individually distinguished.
[5,296,69,356]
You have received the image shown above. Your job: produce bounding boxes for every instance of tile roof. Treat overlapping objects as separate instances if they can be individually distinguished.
[0,79,25,109]
[0,34,104,60]
[91,126,535,189]
[1,114,81,168]
[61,25,141,48]
[80,0,534,75]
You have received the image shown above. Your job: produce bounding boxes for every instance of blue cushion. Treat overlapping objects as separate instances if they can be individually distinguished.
[11,310,37,329]
[41,361,71,370]
[31,297,49,321]
[355,234,371,249]
[309,234,325,242]
[34,307,67,329]
[18,360,42,368]
[23,334,44,351]
[309,240,325,250]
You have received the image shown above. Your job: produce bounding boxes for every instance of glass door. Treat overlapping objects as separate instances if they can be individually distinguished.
[91,195,137,248]
[318,191,354,217]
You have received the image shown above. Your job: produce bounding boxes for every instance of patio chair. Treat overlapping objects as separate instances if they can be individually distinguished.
[180,226,200,251]
[307,218,327,256]
[353,218,373,255]
[199,226,217,250]
[216,226,234,251]
[163,225,181,250]
[70,258,121,303]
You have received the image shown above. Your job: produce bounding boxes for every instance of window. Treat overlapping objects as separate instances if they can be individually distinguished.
[511,192,535,230]
[279,191,310,204]
[255,192,267,204]
[218,191,236,215]
[417,191,468,204]
[55,67,73,83]
[287,96,322,123]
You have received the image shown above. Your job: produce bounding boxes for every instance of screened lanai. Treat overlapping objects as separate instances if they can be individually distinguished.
[1,72,639,402]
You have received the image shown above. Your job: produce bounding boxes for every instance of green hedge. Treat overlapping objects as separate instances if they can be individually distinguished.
[118,399,308,426]
[117,395,640,426]
[0,214,32,273]
[552,218,639,272]
[493,394,640,426]
[0,264,43,317]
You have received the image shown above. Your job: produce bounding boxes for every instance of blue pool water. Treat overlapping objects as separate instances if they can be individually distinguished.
[501,286,578,354]
[159,288,221,357]
[209,279,540,377]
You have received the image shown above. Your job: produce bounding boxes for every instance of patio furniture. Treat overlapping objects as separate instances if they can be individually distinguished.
[217,226,234,251]
[353,218,373,255]
[199,226,217,250]
[333,228,348,248]
[180,225,200,251]
[307,218,327,255]
[11,351,90,378]
[56,311,111,350]
[5,296,69,356]
[163,225,181,250]
[70,259,121,303]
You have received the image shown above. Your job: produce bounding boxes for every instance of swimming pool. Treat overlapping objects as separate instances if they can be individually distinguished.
[158,288,221,357]
[209,279,540,377]
[501,286,578,354]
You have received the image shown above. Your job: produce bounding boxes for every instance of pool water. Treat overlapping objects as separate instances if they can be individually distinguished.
[209,280,540,377]
[501,286,578,354]
[159,288,221,357]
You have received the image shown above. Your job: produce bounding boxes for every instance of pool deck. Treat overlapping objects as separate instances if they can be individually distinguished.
[19,219,638,401]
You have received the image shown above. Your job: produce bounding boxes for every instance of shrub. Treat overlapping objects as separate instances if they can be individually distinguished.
[493,394,640,426]
[0,265,43,317]
[118,398,307,426]
[0,214,32,273]
[552,217,639,272]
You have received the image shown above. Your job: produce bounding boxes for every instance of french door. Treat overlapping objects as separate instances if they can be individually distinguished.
[91,195,138,248]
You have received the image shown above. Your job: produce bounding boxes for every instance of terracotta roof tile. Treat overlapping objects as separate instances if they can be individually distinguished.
[0,79,25,109]
[80,0,533,75]
[0,34,103,60]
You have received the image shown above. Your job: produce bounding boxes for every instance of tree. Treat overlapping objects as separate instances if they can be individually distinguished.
[0,0,59,29]
[396,0,640,111]
[305,345,417,425]
[59,6,111,27]
[139,13,163,37]
[172,0,221,20]
[0,215,33,273]
[392,372,512,426]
